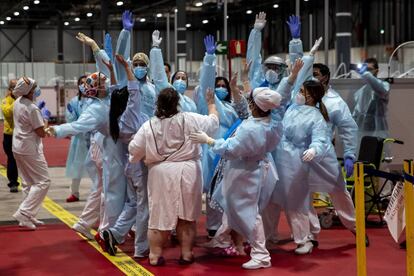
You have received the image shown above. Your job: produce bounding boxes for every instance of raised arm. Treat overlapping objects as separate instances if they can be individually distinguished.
[361,71,390,97]
[195,35,217,115]
[229,72,249,119]
[114,10,134,87]
[247,12,266,89]
[287,15,304,64]
[149,30,172,93]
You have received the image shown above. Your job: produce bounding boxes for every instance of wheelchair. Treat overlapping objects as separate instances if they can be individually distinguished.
[313,136,404,229]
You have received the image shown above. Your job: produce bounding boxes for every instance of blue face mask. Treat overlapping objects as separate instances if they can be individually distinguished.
[215,87,228,100]
[173,79,187,94]
[34,86,41,98]
[79,84,86,95]
[134,66,147,80]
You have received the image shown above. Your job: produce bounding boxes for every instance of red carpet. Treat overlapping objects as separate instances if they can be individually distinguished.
[0,123,70,167]
[0,215,406,275]
[0,223,122,276]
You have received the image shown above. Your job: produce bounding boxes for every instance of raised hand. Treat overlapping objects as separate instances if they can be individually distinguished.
[286,15,301,39]
[76,32,96,47]
[291,58,304,76]
[241,60,252,82]
[309,37,323,56]
[115,54,128,67]
[203,35,216,55]
[104,33,113,61]
[152,30,162,47]
[122,10,134,31]
[206,87,215,105]
[254,12,267,31]
[102,58,114,72]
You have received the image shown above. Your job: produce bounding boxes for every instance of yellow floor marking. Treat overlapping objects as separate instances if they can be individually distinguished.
[0,165,153,276]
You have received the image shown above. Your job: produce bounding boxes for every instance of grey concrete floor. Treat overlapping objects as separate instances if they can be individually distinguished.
[0,167,93,224]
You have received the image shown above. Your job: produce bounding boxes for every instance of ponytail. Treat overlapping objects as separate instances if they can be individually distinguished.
[109,86,129,143]
[318,101,330,122]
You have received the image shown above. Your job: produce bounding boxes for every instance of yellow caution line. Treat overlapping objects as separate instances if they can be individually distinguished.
[0,165,153,276]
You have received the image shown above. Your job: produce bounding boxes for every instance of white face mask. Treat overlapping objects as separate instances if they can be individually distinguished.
[295,93,306,105]
[265,69,280,84]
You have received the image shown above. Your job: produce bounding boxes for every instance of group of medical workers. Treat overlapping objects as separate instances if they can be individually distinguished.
[7,10,390,270]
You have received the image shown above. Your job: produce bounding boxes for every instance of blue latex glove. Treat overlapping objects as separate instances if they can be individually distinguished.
[203,35,216,55]
[286,15,301,39]
[37,100,45,109]
[104,33,113,61]
[358,63,368,75]
[122,10,134,31]
[344,157,354,178]
[66,103,73,113]
[41,107,51,121]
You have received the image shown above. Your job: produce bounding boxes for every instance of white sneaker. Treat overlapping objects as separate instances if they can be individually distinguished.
[72,223,94,240]
[13,211,36,230]
[242,259,271,269]
[30,217,45,226]
[294,241,313,255]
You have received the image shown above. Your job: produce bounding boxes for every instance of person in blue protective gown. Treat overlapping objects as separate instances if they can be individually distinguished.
[352,57,391,156]
[191,60,304,269]
[308,63,367,247]
[150,30,197,113]
[112,11,157,117]
[128,87,219,266]
[98,54,150,258]
[193,34,239,238]
[64,75,89,203]
[272,80,331,255]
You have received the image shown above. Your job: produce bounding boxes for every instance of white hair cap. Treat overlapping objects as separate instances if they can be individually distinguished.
[252,87,282,112]
[13,77,35,97]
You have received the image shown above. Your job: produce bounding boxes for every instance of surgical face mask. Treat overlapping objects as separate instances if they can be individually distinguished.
[295,93,306,105]
[215,87,228,100]
[265,69,280,84]
[173,79,187,94]
[134,66,148,80]
[34,86,41,98]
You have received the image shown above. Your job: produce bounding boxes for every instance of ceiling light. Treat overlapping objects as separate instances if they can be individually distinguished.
[185,23,191,28]
[226,15,229,19]
[34,0,40,4]
[0,21,4,25]
[6,17,11,21]
[304,0,309,1]
[140,18,146,22]
[86,12,93,17]
[23,6,29,10]
[14,12,20,16]
[273,4,279,8]
[174,8,178,13]
[202,19,208,24]
[74,17,80,22]
[156,13,162,18]
[380,29,385,34]
[246,10,252,14]
[116,1,123,6]
[195,2,203,7]
[64,21,69,26]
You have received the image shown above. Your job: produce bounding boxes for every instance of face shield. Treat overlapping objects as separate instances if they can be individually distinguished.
[263,56,287,85]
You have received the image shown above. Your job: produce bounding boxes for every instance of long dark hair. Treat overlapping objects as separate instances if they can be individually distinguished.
[109,86,129,142]
[303,80,329,122]
[155,87,180,119]
[215,76,231,102]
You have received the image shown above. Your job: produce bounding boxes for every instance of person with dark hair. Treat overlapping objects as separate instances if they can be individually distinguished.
[194,35,240,238]
[164,62,171,81]
[128,87,219,266]
[64,75,89,202]
[150,30,197,112]
[101,54,150,258]
[310,63,365,246]
[1,79,19,193]
[352,57,391,155]
[272,79,331,255]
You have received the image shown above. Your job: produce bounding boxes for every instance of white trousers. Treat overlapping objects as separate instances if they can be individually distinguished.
[261,202,282,241]
[14,153,51,218]
[286,210,312,245]
[70,178,81,197]
[309,188,356,240]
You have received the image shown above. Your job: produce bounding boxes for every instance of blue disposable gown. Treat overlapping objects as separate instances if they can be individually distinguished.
[352,71,391,155]
[308,88,358,193]
[64,96,88,179]
[149,47,197,113]
[194,52,238,191]
[272,103,331,213]
[211,96,282,241]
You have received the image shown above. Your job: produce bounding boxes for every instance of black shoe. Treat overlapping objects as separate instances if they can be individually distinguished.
[9,186,18,193]
[102,229,117,256]
[351,231,370,247]
[400,241,406,249]
[178,255,195,265]
[207,229,217,239]
[310,240,319,248]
